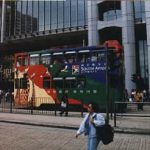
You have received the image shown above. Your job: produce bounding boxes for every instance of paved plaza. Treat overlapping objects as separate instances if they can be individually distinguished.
[0,122,150,150]
[0,112,150,149]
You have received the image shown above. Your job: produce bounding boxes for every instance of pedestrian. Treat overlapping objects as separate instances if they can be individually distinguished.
[123,89,129,102]
[5,90,11,102]
[10,92,15,106]
[134,90,143,111]
[59,92,68,116]
[130,89,136,102]
[143,89,147,102]
[75,102,105,150]
[0,89,3,104]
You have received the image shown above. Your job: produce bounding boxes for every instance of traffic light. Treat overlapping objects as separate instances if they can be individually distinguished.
[131,74,137,83]
[131,74,144,90]
[136,75,144,90]
[108,51,121,72]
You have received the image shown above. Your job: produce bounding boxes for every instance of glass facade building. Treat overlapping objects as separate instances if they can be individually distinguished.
[96,0,148,92]
[5,0,87,37]
[0,0,150,92]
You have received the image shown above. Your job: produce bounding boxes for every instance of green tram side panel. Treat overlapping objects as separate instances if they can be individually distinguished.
[56,78,122,111]
[47,63,122,111]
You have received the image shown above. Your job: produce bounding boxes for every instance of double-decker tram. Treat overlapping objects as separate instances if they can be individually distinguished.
[14,40,123,111]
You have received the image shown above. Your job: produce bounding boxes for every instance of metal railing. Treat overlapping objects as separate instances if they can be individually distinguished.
[0,97,84,117]
[114,101,150,127]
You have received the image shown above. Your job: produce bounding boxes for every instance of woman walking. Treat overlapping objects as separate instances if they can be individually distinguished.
[75,102,105,150]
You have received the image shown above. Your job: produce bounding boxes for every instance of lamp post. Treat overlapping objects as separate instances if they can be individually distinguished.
[31,73,35,114]
[31,80,34,114]
[105,43,109,124]
[1,0,5,43]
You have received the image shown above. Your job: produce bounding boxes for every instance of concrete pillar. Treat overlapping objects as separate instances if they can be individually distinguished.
[145,1,150,90]
[87,0,99,46]
[121,0,136,92]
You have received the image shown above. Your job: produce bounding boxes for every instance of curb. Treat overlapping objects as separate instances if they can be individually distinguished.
[114,127,150,135]
[0,120,78,130]
[1,120,150,135]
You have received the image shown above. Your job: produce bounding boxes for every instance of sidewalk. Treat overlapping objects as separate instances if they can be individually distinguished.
[0,112,150,135]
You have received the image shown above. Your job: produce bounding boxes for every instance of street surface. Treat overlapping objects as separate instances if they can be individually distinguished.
[0,122,150,150]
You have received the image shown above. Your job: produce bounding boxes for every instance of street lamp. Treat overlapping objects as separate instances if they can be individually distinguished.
[31,73,35,114]
[105,43,109,124]
[1,0,5,43]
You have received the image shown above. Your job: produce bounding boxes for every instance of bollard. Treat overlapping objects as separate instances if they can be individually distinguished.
[54,99,57,116]
[31,97,33,115]
[81,100,84,117]
[114,102,116,127]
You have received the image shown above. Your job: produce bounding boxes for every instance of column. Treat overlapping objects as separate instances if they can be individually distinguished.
[121,0,136,92]
[87,0,99,46]
[145,1,150,90]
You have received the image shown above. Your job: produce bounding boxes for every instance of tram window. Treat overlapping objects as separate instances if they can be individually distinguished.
[30,54,40,65]
[97,53,104,61]
[91,53,97,62]
[15,79,19,89]
[43,77,51,88]
[91,51,105,62]
[53,78,63,88]
[52,57,63,65]
[16,56,28,66]
[20,78,27,89]
[65,51,76,64]
[24,57,28,66]
[78,50,90,63]
[64,77,76,88]
[22,57,28,66]
[41,53,51,65]
[65,80,76,88]
[67,55,75,63]
[77,77,86,88]
[52,52,63,65]
[16,57,22,67]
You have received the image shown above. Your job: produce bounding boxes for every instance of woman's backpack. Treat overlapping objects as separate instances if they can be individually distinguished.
[96,123,114,145]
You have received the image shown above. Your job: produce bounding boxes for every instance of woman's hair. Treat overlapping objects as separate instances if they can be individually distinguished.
[90,102,99,112]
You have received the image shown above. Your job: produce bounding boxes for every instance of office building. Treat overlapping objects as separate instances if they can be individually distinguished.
[0,0,149,92]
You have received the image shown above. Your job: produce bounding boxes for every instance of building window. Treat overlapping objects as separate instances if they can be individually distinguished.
[21,1,27,34]
[78,0,86,26]
[33,1,38,32]
[134,0,145,23]
[39,1,44,31]
[98,1,121,21]
[45,1,50,30]
[16,0,21,35]
[27,1,32,33]
[7,0,87,37]
[71,0,77,27]
[138,40,148,81]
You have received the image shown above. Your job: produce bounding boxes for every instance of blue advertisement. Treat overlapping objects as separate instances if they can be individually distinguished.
[71,62,106,83]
